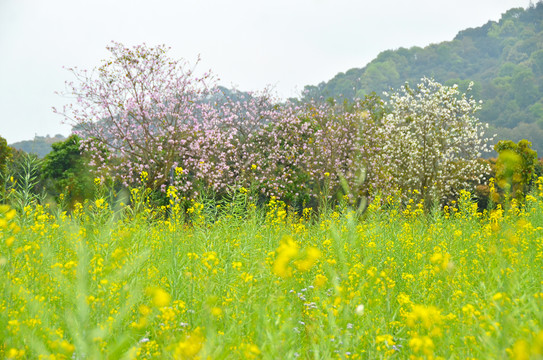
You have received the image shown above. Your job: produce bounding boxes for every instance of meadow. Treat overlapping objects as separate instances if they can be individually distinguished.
[1,182,543,360]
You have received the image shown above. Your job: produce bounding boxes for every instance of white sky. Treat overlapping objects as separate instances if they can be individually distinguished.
[0,0,531,143]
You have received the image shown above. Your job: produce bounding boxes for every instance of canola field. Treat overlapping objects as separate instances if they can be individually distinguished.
[1,185,543,359]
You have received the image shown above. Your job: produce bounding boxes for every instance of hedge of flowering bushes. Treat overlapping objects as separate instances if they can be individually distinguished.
[58,42,492,209]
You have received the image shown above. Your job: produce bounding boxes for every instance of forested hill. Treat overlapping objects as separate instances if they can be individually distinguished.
[302,2,543,153]
[10,134,66,158]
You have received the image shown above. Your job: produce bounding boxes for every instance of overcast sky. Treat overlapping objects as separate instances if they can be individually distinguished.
[0,0,531,143]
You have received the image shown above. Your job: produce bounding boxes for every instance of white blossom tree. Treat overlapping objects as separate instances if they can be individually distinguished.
[379,77,491,206]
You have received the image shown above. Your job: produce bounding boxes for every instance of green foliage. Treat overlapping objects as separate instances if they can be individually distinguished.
[0,136,11,174]
[488,122,543,156]
[0,136,13,202]
[494,139,538,201]
[5,152,46,213]
[41,135,94,207]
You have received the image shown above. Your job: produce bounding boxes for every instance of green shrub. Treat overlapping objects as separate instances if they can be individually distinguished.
[494,139,538,202]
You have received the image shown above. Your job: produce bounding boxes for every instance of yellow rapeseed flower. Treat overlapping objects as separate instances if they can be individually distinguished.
[5,236,15,247]
[95,198,106,209]
[6,348,25,359]
[409,335,435,357]
[5,209,16,221]
[59,340,75,354]
[430,250,452,272]
[147,287,171,308]
[509,339,530,360]
[294,247,321,272]
[173,328,204,359]
[242,343,261,359]
[140,171,149,183]
[211,307,222,317]
[272,236,299,278]
[406,304,443,330]
[314,274,328,288]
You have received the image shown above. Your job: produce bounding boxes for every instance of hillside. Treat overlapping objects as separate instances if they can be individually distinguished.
[302,2,543,154]
[10,134,67,158]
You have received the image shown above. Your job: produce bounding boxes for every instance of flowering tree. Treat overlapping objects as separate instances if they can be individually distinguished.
[57,42,216,190]
[278,101,386,204]
[175,90,288,196]
[379,77,491,205]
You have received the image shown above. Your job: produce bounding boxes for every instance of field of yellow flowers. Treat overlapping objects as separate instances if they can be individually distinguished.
[1,183,543,359]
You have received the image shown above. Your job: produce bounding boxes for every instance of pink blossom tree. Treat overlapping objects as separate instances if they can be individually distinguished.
[57,41,216,190]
